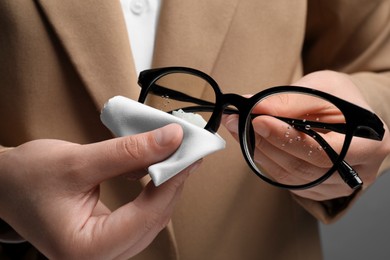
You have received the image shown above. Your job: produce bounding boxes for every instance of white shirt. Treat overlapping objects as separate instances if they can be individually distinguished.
[120,0,161,74]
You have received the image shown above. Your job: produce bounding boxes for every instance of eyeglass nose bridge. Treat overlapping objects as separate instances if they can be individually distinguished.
[204,93,252,133]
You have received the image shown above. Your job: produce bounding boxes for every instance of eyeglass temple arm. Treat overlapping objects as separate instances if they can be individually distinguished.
[233,107,362,189]
[294,126,362,189]
[175,104,381,141]
[249,112,363,189]
[145,84,383,141]
[144,83,379,189]
[241,109,362,189]
[276,116,383,141]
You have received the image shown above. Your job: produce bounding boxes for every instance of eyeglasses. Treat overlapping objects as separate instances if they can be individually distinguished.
[137,66,385,190]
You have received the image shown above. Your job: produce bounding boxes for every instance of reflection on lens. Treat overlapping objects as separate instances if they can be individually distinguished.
[244,92,347,187]
[144,72,216,124]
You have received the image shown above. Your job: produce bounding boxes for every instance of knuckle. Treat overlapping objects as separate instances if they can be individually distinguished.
[58,147,88,181]
[292,162,318,182]
[271,167,290,182]
[143,210,170,233]
[120,135,150,160]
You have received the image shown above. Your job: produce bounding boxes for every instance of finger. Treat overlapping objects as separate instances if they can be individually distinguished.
[254,145,354,198]
[252,116,344,168]
[253,143,321,185]
[223,114,239,134]
[224,108,344,169]
[291,183,337,201]
[83,161,201,259]
[251,91,328,119]
[223,114,240,141]
[255,135,360,196]
[223,111,333,185]
[71,123,184,185]
[291,178,355,200]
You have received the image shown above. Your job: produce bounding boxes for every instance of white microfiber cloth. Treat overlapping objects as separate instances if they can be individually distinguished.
[100,96,226,186]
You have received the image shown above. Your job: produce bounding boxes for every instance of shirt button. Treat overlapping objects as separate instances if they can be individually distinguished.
[130,0,147,15]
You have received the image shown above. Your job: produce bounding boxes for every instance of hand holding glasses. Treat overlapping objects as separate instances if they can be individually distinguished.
[137,67,385,190]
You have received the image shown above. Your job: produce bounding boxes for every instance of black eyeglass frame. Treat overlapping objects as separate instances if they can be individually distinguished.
[137,66,385,190]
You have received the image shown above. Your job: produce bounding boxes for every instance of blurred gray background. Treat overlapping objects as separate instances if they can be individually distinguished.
[320,170,390,260]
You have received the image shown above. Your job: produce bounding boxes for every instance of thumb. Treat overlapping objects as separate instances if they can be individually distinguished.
[76,123,183,185]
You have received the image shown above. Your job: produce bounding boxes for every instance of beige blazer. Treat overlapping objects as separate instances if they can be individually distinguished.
[1,0,390,259]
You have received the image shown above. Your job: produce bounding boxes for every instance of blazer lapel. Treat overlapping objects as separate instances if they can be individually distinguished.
[35,0,139,109]
[153,0,241,75]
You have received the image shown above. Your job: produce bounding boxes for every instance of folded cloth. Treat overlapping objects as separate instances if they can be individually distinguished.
[100,96,226,186]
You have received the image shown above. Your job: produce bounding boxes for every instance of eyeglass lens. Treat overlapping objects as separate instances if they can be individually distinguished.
[244,93,346,186]
[144,72,216,122]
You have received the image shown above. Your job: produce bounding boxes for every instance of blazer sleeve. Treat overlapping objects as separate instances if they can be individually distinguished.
[296,0,390,223]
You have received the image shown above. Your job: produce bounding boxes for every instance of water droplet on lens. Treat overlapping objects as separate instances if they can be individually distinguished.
[285,132,290,138]
[295,136,301,142]
[162,95,170,108]
[308,151,313,156]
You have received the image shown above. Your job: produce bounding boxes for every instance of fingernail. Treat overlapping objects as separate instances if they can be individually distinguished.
[154,124,182,146]
[257,128,270,138]
[225,117,239,134]
[253,120,270,138]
